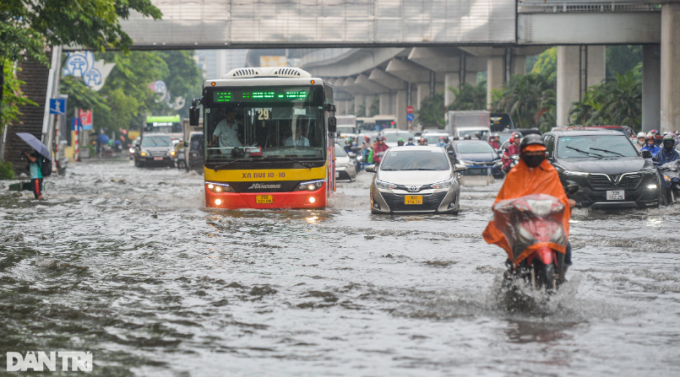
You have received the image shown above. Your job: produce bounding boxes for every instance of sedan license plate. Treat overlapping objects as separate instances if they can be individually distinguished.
[606,190,625,200]
[154,157,163,161]
[256,195,273,204]
[404,195,423,205]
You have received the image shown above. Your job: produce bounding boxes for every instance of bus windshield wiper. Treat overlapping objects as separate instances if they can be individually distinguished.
[211,159,254,170]
[566,146,604,158]
[264,156,316,168]
[590,147,625,157]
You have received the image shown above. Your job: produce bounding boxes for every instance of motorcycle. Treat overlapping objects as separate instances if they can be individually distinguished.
[493,184,577,292]
[658,160,680,204]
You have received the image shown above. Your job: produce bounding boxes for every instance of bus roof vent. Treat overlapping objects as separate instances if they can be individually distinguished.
[223,67,312,79]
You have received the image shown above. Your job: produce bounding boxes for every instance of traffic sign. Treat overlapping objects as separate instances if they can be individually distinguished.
[406,113,415,122]
[49,98,66,115]
[406,106,415,114]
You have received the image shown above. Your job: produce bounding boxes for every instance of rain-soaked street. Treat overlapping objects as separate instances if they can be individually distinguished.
[1,159,680,376]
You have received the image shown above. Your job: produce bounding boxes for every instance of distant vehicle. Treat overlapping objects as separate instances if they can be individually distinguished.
[543,130,661,209]
[489,113,513,132]
[185,131,203,173]
[334,144,357,181]
[498,128,542,150]
[446,140,504,178]
[373,115,397,130]
[134,133,175,168]
[367,146,465,214]
[586,125,635,139]
[145,115,182,140]
[418,131,449,146]
[336,115,358,139]
[447,110,490,140]
[129,138,139,160]
[381,129,414,148]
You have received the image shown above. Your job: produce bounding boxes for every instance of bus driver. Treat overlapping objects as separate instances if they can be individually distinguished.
[212,109,243,152]
[284,125,310,147]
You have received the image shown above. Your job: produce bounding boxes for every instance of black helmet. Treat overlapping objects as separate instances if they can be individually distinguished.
[520,134,545,151]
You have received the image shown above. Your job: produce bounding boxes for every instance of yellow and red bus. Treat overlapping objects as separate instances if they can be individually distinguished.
[189,67,337,209]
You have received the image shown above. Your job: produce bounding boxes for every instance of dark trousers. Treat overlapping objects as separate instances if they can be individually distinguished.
[31,178,43,199]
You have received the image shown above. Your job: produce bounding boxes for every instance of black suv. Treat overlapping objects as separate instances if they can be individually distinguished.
[134,133,175,168]
[543,130,660,209]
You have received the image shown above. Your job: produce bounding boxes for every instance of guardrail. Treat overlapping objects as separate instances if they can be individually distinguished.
[518,1,660,13]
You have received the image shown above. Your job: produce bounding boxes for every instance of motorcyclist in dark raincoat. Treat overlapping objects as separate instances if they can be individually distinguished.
[656,134,680,166]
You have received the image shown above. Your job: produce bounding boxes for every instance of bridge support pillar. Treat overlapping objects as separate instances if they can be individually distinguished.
[396,90,407,130]
[661,3,680,132]
[379,93,391,115]
[487,56,504,110]
[643,45,661,133]
[354,94,365,116]
[444,73,459,107]
[416,83,429,110]
[365,95,376,116]
[556,45,605,126]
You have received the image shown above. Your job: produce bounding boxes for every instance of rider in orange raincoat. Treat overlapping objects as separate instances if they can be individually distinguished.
[483,135,575,270]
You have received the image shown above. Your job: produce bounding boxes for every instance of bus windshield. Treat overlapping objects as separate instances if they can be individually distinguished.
[204,86,326,163]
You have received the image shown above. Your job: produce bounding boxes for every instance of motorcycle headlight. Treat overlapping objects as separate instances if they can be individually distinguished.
[296,179,324,191]
[206,181,235,193]
[430,178,454,190]
[517,225,535,244]
[375,179,396,190]
[129,148,135,153]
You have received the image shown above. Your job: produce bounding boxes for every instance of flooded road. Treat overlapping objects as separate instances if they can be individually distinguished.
[1,159,679,376]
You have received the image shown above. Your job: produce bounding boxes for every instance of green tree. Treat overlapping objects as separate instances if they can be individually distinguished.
[1,61,37,133]
[531,47,557,82]
[368,97,379,117]
[492,73,556,130]
[448,81,487,111]
[417,92,446,128]
[355,105,366,117]
[569,71,642,129]
[1,0,162,133]
[155,51,204,118]
[606,45,642,78]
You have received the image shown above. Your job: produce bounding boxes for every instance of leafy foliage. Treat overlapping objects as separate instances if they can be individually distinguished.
[531,47,557,83]
[1,61,37,134]
[492,73,556,130]
[606,45,642,78]
[448,81,487,111]
[355,105,366,117]
[368,98,379,117]
[569,71,642,130]
[417,92,446,128]
[0,160,15,180]
[155,51,203,118]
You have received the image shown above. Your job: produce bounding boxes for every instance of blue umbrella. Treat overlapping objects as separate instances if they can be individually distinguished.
[16,132,51,160]
[98,134,110,144]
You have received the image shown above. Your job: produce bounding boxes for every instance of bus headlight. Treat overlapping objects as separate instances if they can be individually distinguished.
[206,181,234,193]
[296,180,324,191]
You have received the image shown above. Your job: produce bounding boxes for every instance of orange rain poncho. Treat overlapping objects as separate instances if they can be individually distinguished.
[482,158,571,264]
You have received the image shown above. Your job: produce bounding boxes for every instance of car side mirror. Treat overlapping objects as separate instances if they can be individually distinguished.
[454,164,467,172]
[447,149,454,156]
[641,150,652,159]
[328,116,337,133]
[365,164,376,173]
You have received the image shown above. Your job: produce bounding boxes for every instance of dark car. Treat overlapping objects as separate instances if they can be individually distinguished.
[185,132,204,172]
[446,140,504,178]
[543,130,661,209]
[134,133,175,168]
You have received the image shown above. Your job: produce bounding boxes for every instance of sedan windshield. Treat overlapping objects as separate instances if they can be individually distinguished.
[334,144,348,158]
[141,136,173,147]
[456,142,495,154]
[557,135,638,159]
[381,150,450,171]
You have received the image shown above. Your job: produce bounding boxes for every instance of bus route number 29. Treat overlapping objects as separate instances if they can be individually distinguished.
[257,109,270,120]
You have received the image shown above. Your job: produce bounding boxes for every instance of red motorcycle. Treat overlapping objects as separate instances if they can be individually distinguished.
[492,194,569,292]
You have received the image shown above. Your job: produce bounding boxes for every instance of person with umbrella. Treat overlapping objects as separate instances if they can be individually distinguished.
[16,132,51,200]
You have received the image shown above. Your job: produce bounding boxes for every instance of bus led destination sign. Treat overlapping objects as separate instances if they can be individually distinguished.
[213,87,311,103]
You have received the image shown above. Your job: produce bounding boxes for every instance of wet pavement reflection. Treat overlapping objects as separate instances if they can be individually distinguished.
[1,159,679,376]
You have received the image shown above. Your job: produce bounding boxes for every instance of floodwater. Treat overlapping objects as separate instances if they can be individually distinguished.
[1,159,679,376]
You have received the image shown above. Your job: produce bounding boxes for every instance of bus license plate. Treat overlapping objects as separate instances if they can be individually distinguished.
[154,157,163,161]
[404,195,423,205]
[606,190,625,200]
[256,195,273,204]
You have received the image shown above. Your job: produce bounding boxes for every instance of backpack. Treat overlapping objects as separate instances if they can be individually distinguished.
[40,156,52,177]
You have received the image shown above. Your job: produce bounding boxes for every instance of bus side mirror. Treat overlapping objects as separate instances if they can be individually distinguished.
[189,106,200,127]
[328,116,337,133]
[325,104,336,112]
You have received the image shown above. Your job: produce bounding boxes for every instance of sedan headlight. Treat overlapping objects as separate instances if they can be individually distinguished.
[429,178,455,190]
[458,160,476,166]
[375,179,396,190]
[140,149,150,156]
[296,179,324,191]
[564,171,589,176]
[206,181,235,193]
[167,150,175,156]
